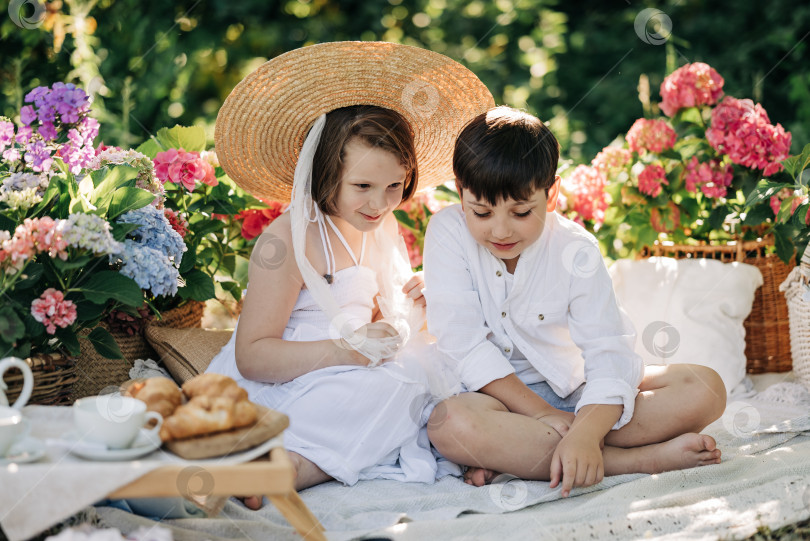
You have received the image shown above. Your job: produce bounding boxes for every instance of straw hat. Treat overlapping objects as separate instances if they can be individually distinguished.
[215,41,495,202]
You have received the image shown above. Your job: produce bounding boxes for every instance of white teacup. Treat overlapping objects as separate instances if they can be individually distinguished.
[73,395,162,450]
[0,406,31,457]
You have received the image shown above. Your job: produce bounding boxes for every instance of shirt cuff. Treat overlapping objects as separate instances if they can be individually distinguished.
[457,341,516,392]
[574,378,639,430]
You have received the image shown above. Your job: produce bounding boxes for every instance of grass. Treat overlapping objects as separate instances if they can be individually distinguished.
[743,517,810,540]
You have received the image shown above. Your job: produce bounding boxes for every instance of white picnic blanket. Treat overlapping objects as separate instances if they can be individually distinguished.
[83,381,810,541]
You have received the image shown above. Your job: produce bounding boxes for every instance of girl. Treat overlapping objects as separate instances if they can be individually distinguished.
[206,41,494,499]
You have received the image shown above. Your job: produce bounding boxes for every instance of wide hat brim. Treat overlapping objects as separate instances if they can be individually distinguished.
[215,41,495,202]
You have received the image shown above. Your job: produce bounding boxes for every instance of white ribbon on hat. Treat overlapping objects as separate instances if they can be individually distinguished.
[290,114,422,366]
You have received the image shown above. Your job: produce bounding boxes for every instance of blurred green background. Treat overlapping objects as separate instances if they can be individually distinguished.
[2,0,808,163]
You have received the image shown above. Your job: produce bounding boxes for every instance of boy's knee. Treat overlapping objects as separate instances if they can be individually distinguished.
[426,398,477,453]
[681,364,727,424]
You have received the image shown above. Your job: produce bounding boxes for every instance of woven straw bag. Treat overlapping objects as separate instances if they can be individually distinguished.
[640,237,794,373]
[3,353,78,406]
[71,301,206,401]
[781,246,810,389]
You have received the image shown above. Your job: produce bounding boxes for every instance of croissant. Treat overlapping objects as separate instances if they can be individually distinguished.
[159,394,257,441]
[181,373,248,401]
[124,377,183,419]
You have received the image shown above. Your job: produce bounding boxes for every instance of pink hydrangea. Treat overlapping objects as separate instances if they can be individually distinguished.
[1,217,68,269]
[30,288,77,334]
[706,96,792,176]
[154,148,217,190]
[637,164,669,198]
[684,157,734,199]
[561,165,608,225]
[626,119,677,155]
[591,146,632,179]
[659,62,725,117]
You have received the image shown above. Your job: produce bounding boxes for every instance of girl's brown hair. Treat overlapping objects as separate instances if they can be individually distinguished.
[311,105,418,215]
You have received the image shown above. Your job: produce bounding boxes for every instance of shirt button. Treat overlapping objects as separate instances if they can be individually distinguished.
[501,311,506,318]
[504,347,511,353]
[538,314,545,321]
[496,270,502,277]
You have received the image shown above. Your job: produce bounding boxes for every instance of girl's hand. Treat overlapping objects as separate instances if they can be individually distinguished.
[340,321,401,365]
[402,272,426,307]
[535,410,575,438]
[549,430,604,498]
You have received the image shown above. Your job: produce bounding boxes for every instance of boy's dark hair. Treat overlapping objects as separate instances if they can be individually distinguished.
[312,105,418,215]
[453,106,560,205]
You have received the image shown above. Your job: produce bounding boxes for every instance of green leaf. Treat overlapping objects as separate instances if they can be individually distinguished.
[394,209,416,229]
[219,280,242,301]
[178,269,216,301]
[74,298,107,322]
[773,225,796,265]
[178,245,198,273]
[52,254,91,272]
[660,149,682,161]
[12,263,44,290]
[792,203,809,227]
[636,225,659,251]
[744,180,793,208]
[678,107,703,125]
[111,222,142,241]
[107,187,156,219]
[0,306,26,343]
[80,271,144,306]
[742,203,774,227]
[794,143,810,182]
[156,125,207,153]
[706,205,730,232]
[54,327,81,357]
[135,137,164,159]
[84,327,124,359]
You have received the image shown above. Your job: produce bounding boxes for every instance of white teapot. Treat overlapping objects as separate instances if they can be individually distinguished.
[0,357,33,409]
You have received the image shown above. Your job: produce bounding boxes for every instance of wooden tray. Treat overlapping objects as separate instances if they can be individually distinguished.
[165,405,289,460]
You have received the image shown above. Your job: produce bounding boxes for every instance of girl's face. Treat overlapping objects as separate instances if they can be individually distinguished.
[333,138,408,232]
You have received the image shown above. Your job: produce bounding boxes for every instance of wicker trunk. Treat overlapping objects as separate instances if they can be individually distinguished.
[640,238,794,373]
[3,353,78,406]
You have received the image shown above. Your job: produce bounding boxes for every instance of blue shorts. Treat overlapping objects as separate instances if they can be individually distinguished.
[526,381,585,413]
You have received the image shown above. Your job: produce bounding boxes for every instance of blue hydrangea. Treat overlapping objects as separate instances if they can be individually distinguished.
[113,241,180,297]
[116,205,186,266]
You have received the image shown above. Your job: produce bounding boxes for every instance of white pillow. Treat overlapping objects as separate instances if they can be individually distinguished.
[609,257,763,396]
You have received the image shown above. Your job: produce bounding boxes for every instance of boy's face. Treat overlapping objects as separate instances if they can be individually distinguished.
[458,177,560,270]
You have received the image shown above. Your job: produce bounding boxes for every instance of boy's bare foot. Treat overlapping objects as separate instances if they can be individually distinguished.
[238,495,263,510]
[606,432,721,477]
[463,466,498,487]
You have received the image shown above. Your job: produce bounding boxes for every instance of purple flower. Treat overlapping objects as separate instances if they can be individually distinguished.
[16,125,33,144]
[23,139,54,172]
[38,121,58,141]
[36,106,56,124]
[20,106,36,125]
[24,86,49,104]
[23,140,53,172]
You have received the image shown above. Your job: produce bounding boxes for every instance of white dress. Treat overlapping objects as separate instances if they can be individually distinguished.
[206,218,453,485]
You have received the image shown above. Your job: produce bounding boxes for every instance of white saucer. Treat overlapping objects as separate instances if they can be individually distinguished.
[64,430,162,461]
[1,437,46,465]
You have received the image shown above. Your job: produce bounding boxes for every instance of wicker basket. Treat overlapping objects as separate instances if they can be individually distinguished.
[4,353,78,406]
[640,238,794,373]
[780,250,810,389]
[71,301,206,401]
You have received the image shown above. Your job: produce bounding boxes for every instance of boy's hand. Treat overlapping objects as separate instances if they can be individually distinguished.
[534,410,575,437]
[402,272,426,307]
[549,430,604,498]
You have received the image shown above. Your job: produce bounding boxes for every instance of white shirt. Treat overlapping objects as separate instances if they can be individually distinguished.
[423,204,643,429]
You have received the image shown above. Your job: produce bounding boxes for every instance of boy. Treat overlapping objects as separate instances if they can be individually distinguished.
[423,107,726,497]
